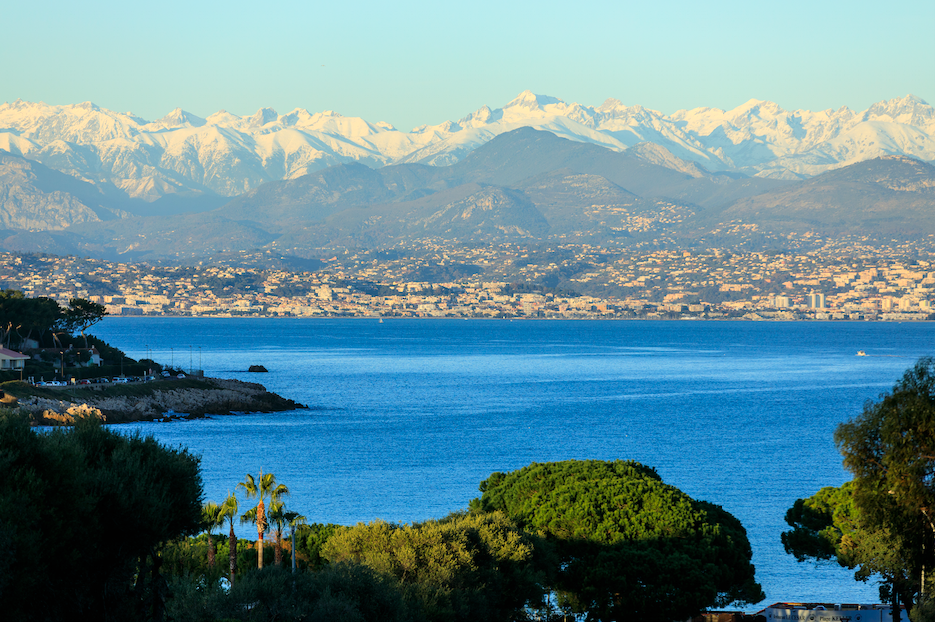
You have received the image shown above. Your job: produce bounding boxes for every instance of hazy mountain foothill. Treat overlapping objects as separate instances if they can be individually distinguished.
[0,92,933,262]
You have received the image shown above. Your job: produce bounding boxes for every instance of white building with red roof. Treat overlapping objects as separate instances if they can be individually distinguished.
[0,348,30,371]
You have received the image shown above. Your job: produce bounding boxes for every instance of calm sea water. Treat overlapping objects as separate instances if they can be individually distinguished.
[92,317,935,609]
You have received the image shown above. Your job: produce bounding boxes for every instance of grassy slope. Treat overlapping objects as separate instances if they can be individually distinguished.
[1,378,216,401]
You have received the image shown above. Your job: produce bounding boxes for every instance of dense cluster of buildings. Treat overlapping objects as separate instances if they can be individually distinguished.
[1,246,933,320]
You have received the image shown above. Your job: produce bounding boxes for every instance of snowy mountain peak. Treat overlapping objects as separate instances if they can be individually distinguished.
[248,107,279,127]
[206,110,241,126]
[459,105,497,127]
[732,99,783,117]
[889,94,929,107]
[597,98,625,112]
[151,108,206,129]
[505,91,562,111]
[278,108,313,127]
[863,94,934,125]
[1,93,933,202]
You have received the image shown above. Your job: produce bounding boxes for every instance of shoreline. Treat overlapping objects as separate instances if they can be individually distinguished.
[91,315,914,322]
[4,377,307,425]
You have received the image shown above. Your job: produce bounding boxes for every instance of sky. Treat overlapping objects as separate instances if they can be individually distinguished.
[3,0,933,131]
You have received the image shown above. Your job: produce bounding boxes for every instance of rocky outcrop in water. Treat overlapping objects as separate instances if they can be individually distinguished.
[16,377,305,425]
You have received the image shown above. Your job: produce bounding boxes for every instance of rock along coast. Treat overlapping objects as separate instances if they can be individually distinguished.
[7,377,306,425]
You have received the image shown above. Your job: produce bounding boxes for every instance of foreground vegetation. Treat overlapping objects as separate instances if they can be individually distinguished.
[0,410,202,620]
[783,357,935,621]
[0,407,762,621]
[5,357,935,621]
[159,463,763,622]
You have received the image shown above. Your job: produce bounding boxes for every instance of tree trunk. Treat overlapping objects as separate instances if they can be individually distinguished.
[207,533,216,568]
[275,530,282,566]
[256,499,266,569]
[229,525,237,586]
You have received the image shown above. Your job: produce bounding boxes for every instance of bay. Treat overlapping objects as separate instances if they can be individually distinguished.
[92,317,935,609]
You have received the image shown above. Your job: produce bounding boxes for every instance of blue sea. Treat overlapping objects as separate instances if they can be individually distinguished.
[92,317,935,609]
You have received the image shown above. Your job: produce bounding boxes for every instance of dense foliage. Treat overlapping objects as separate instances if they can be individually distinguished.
[781,357,935,619]
[470,459,764,621]
[321,511,543,622]
[160,512,541,622]
[0,409,203,621]
[0,289,105,350]
[835,356,935,613]
[167,563,413,622]
[782,481,917,610]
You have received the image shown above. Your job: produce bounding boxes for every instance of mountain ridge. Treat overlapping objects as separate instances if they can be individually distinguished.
[0,92,931,207]
[2,129,932,261]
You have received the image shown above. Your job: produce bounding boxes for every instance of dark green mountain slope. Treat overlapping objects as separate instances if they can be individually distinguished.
[719,156,935,234]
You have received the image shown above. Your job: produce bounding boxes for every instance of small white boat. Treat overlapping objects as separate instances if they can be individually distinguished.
[857,350,867,356]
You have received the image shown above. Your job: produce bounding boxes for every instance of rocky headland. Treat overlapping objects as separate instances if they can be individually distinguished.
[5,377,306,425]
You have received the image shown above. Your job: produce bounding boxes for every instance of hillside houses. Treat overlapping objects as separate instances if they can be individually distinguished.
[0,245,933,321]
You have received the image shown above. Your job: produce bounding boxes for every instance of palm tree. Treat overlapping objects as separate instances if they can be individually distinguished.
[237,471,289,569]
[239,505,269,569]
[267,500,307,567]
[219,493,239,586]
[201,501,223,569]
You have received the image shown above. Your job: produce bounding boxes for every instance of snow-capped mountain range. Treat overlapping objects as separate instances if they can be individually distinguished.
[0,92,932,202]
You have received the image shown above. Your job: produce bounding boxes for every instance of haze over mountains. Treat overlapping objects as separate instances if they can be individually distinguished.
[0,92,933,261]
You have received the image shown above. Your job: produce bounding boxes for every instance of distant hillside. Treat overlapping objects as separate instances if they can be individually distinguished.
[719,156,935,234]
[1,130,934,260]
[0,150,122,230]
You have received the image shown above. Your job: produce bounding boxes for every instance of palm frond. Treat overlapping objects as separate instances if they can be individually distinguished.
[201,501,223,534]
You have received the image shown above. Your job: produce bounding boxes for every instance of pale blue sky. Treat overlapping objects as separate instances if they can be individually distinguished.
[3,0,933,130]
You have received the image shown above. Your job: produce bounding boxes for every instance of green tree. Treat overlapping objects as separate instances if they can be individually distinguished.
[238,471,289,569]
[828,356,935,615]
[219,492,240,586]
[64,297,107,348]
[782,481,917,618]
[298,523,342,571]
[0,409,203,621]
[18,296,63,347]
[202,501,224,569]
[470,459,764,622]
[267,500,306,567]
[166,562,414,622]
[322,511,542,622]
[0,289,26,347]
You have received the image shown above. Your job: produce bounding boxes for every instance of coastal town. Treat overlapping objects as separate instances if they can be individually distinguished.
[2,243,934,321]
